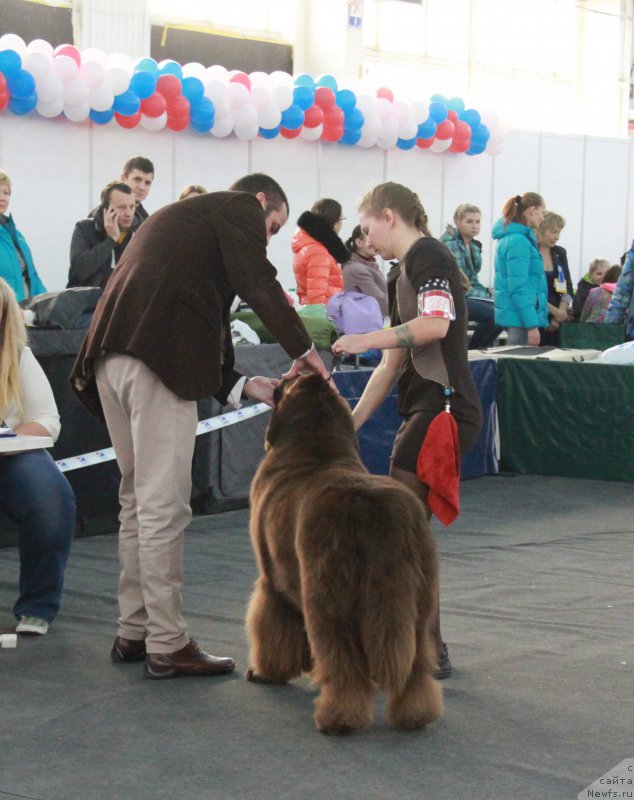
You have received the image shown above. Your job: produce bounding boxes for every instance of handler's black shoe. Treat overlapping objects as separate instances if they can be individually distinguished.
[111,635,146,663]
[434,642,452,680]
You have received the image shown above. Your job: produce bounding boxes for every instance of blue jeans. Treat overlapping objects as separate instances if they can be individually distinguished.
[466,297,504,349]
[0,449,76,622]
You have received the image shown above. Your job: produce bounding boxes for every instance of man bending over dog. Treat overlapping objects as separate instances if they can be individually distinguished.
[71,173,329,680]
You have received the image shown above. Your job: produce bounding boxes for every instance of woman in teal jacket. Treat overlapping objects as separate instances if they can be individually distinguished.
[0,171,47,303]
[493,192,548,346]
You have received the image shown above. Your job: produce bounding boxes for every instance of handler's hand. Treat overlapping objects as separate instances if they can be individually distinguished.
[527,327,541,346]
[332,333,370,356]
[283,346,330,381]
[242,376,279,406]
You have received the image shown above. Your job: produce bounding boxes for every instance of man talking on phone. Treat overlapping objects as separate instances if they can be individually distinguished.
[67,181,136,289]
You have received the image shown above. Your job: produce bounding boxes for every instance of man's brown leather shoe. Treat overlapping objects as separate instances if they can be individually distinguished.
[144,639,235,680]
[110,635,146,663]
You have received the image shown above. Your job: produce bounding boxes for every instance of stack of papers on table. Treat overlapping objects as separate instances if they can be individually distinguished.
[0,429,54,452]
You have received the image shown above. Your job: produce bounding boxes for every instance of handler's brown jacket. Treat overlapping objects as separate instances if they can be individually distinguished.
[70,191,313,420]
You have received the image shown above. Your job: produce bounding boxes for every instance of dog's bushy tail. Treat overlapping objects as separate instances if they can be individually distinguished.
[297,477,435,694]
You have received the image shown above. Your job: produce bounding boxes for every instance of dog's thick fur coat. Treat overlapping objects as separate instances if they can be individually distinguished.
[246,374,443,734]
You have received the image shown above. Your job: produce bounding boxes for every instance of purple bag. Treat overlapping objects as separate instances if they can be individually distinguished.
[327,291,383,334]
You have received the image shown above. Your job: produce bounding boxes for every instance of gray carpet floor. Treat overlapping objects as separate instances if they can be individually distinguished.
[1,474,632,800]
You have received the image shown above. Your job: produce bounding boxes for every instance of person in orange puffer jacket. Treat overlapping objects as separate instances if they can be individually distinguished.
[292,198,350,305]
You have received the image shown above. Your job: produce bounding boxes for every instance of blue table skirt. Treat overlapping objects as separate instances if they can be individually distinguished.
[333,358,498,479]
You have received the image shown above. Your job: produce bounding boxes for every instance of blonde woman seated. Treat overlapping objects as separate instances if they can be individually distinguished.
[178,184,207,201]
[0,278,75,635]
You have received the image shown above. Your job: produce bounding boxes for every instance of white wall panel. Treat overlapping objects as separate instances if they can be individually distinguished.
[173,133,249,198]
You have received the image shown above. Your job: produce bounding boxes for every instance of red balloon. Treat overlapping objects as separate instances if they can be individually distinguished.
[115,110,142,129]
[449,138,470,153]
[157,74,182,100]
[447,110,458,123]
[435,120,455,140]
[303,104,324,128]
[314,86,335,112]
[280,126,302,139]
[453,120,471,143]
[0,73,7,92]
[416,137,435,149]
[167,95,190,120]
[141,91,167,118]
[229,71,251,90]
[0,91,9,112]
[321,125,343,142]
[324,106,344,128]
[167,114,189,132]
[376,87,394,103]
[54,44,81,65]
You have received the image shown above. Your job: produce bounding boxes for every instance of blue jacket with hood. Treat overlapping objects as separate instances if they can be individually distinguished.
[0,214,47,302]
[492,218,548,329]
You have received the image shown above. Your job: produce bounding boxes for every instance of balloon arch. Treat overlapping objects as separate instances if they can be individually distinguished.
[0,33,506,156]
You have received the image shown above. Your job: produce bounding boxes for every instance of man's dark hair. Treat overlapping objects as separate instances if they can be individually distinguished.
[100,181,133,209]
[122,156,155,177]
[229,173,289,216]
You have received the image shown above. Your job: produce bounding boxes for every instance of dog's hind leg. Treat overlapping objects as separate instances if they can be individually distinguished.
[245,577,310,684]
[386,623,443,731]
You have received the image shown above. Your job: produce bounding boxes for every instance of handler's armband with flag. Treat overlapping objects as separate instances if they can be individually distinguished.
[417,278,456,321]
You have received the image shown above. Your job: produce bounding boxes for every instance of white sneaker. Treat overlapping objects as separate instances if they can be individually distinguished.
[16,616,49,635]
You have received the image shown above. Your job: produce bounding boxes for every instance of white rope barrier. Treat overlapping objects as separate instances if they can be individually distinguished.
[54,403,271,473]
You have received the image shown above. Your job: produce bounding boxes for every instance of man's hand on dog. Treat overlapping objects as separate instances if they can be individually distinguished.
[284,345,330,382]
[242,376,279,406]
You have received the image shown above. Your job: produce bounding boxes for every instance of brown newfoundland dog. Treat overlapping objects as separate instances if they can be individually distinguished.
[245,373,443,735]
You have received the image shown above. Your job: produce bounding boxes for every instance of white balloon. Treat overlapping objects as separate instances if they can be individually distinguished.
[398,116,418,141]
[375,97,394,121]
[204,80,229,104]
[233,103,258,130]
[108,52,134,76]
[378,116,398,139]
[357,132,378,149]
[270,84,293,112]
[300,124,323,142]
[52,55,79,85]
[258,103,282,129]
[105,66,130,96]
[206,65,229,84]
[64,77,90,106]
[36,96,64,118]
[27,39,54,59]
[182,62,206,80]
[0,34,27,57]
[79,61,105,91]
[486,140,504,156]
[140,112,167,132]
[362,113,381,138]
[251,87,271,112]
[211,114,234,138]
[249,71,271,90]
[228,82,250,108]
[24,52,51,81]
[81,48,108,69]
[377,133,398,150]
[270,70,293,88]
[213,99,231,119]
[410,101,429,125]
[64,100,91,123]
[234,123,259,141]
[90,83,115,112]
[355,94,376,116]
[431,138,452,153]
[393,101,410,125]
[36,73,64,103]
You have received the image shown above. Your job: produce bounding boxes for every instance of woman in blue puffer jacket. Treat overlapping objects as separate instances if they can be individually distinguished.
[493,192,548,346]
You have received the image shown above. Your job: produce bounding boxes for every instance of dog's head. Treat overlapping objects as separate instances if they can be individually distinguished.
[265,373,357,453]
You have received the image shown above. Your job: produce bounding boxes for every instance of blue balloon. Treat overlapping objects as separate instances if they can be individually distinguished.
[182,76,205,105]
[460,108,481,128]
[316,74,338,92]
[344,107,364,132]
[7,69,36,100]
[336,89,356,113]
[428,101,448,123]
[8,93,37,116]
[129,70,156,100]
[259,125,281,139]
[190,96,215,126]
[134,57,159,76]
[190,117,214,133]
[90,108,115,125]
[466,143,486,156]
[158,60,183,80]
[447,96,465,113]
[293,85,315,110]
[294,73,315,89]
[340,129,361,146]
[281,104,304,130]
[396,136,417,151]
[113,90,141,116]
[470,123,489,147]
[417,118,437,139]
[430,93,447,105]
[0,49,22,79]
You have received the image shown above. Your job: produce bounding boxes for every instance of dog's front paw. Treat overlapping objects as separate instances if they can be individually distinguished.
[245,667,285,685]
